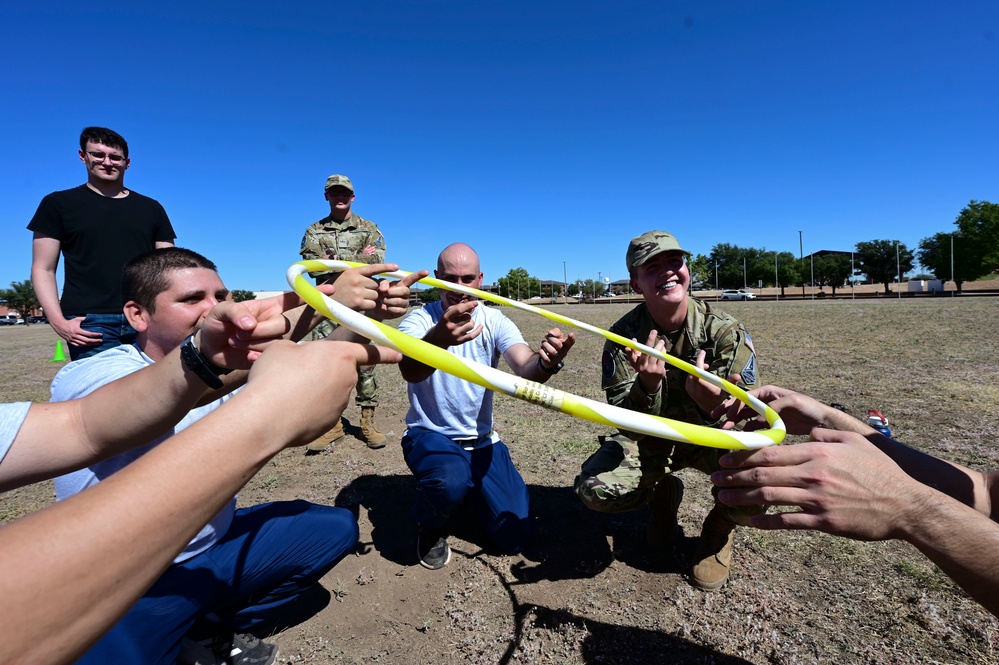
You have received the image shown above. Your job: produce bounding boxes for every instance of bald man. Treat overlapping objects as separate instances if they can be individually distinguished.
[397,243,575,569]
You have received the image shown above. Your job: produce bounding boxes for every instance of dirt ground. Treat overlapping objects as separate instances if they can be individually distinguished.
[2,297,999,664]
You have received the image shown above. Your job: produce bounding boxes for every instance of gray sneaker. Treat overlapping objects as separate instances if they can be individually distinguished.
[417,527,451,570]
[180,632,278,665]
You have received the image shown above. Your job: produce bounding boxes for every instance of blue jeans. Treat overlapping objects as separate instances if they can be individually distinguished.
[402,426,532,554]
[75,500,359,665]
[67,312,137,361]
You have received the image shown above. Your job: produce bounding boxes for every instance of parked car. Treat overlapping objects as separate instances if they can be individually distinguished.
[720,289,757,301]
[0,314,25,325]
[27,315,48,324]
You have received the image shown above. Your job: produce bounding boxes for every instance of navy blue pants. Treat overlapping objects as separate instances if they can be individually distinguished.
[402,426,531,554]
[67,312,137,361]
[76,500,358,665]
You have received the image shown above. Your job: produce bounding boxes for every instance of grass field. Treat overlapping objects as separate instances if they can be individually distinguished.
[2,298,998,664]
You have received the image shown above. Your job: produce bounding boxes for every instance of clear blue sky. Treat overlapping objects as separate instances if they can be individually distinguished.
[3,1,996,292]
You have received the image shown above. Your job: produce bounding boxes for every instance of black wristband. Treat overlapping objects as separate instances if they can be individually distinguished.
[180,334,231,390]
[538,355,564,375]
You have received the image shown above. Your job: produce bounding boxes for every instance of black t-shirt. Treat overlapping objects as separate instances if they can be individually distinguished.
[27,185,176,314]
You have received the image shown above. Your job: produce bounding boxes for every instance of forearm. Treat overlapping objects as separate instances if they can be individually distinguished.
[30,267,64,323]
[899,482,999,617]
[0,392,284,665]
[873,435,993,515]
[0,349,209,491]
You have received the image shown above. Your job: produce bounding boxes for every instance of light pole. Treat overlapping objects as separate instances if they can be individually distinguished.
[810,254,814,300]
[851,252,855,300]
[895,240,902,300]
[799,230,805,299]
[563,261,568,304]
[950,233,955,297]
[774,252,779,302]
[742,257,747,290]
[714,262,718,291]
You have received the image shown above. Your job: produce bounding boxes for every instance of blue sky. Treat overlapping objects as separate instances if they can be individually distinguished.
[3,1,996,292]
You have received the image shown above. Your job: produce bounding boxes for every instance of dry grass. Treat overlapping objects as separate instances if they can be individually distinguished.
[2,298,999,664]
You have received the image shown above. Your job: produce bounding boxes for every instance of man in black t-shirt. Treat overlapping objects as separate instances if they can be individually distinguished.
[28,127,176,360]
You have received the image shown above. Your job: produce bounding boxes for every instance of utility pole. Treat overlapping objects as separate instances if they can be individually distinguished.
[895,240,902,300]
[563,261,568,304]
[799,230,805,299]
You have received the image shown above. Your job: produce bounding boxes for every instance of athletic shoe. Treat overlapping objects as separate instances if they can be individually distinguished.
[417,526,451,570]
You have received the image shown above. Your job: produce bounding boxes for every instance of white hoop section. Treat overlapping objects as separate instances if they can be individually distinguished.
[288,260,785,450]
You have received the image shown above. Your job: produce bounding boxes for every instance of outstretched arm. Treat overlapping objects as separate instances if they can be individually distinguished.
[0,339,402,665]
[710,428,999,617]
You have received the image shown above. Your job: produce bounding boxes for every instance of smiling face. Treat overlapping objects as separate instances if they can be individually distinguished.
[79,140,129,185]
[630,251,690,321]
[126,267,229,360]
[435,243,483,311]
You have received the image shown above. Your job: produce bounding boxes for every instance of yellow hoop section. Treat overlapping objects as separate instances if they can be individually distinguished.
[288,260,785,450]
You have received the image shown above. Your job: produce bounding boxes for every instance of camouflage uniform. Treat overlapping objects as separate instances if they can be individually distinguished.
[574,298,764,525]
[299,213,385,407]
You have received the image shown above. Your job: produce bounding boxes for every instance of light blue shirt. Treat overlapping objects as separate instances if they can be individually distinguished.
[399,301,526,440]
[51,344,237,563]
[0,402,32,468]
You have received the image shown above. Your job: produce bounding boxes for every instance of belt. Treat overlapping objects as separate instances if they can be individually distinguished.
[453,432,494,450]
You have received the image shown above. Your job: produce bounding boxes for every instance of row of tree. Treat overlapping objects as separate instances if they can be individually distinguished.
[490,199,998,298]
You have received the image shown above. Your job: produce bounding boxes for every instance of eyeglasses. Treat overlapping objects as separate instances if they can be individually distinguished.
[86,151,125,164]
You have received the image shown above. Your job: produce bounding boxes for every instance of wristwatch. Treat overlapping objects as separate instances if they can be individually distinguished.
[180,334,232,390]
[538,356,564,375]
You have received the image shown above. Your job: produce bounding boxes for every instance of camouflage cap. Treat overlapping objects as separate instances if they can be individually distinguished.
[626,230,691,269]
[324,174,354,193]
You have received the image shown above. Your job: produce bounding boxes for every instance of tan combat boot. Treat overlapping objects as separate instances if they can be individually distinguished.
[306,420,344,452]
[691,506,737,591]
[359,406,387,449]
[647,475,684,549]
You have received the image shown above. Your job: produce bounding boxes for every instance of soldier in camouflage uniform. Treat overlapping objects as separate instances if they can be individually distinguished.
[299,174,388,450]
[574,230,764,591]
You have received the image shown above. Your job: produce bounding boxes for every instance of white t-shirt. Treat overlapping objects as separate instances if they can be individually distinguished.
[398,301,526,439]
[0,402,32,468]
[51,344,236,563]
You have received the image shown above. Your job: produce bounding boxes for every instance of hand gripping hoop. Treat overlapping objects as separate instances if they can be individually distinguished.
[288,260,785,450]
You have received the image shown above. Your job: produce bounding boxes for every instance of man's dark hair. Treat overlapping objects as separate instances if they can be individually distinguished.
[80,127,129,158]
[122,248,218,312]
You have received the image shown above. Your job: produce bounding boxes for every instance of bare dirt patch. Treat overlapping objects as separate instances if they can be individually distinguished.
[3,299,998,664]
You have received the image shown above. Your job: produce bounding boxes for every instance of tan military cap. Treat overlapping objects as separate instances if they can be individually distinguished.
[626,230,691,269]
[324,174,354,193]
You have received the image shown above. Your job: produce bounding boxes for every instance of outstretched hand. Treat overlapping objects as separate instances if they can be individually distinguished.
[711,428,916,541]
[711,385,846,435]
[196,286,338,369]
[241,339,403,449]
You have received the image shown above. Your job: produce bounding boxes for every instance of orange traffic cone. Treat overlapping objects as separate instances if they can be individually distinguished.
[51,340,67,362]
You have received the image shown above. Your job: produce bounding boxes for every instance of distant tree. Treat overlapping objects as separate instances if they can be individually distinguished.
[708,243,751,289]
[773,251,800,296]
[855,240,915,295]
[417,287,439,304]
[955,200,999,276]
[812,255,853,296]
[917,232,978,293]
[0,280,40,323]
[230,289,256,302]
[497,267,535,300]
[686,253,711,288]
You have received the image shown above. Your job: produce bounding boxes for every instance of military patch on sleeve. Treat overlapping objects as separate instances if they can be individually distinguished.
[740,354,757,386]
[602,348,616,381]
[743,331,756,355]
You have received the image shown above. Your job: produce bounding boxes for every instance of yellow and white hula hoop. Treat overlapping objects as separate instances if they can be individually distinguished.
[288,260,785,450]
